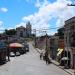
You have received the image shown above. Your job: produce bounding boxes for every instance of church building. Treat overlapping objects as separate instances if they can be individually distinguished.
[16,22,31,38]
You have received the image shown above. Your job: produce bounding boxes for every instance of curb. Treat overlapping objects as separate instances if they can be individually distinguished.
[35,48,41,54]
[52,62,72,75]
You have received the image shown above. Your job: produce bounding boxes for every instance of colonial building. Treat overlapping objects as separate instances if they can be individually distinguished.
[16,26,27,38]
[16,22,31,38]
[64,16,75,68]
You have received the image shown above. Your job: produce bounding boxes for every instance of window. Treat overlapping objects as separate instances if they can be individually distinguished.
[70,25,74,32]
[20,31,23,37]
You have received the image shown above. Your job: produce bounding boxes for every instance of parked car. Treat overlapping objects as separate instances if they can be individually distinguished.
[16,52,20,56]
[10,52,15,57]
[24,44,29,52]
[19,47,26,54]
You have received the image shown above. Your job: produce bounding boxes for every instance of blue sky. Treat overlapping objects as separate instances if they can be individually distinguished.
[0,0,75,35]
[0,0,38,28]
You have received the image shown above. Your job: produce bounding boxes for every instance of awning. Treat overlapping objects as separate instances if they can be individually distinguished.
[57,48,63,56]
[9,43,24,48]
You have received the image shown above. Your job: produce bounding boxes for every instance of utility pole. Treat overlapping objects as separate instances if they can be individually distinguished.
[44,31,49,56]
[33,29,36,47]
[46,32,47,52]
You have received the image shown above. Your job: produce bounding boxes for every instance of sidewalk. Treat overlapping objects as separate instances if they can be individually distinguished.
[35,48,74,75]
[51,60,74,75]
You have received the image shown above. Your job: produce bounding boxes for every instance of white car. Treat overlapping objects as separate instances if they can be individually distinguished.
[10,52,15,57]
[16,52,20,56]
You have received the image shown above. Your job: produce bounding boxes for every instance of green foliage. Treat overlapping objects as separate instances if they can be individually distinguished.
[57,27,64,39]
[5,29,16,35]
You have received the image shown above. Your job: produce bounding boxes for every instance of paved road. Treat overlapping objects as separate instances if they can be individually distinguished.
[0,42,69,75]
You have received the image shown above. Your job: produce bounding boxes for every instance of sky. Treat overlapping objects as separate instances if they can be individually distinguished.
[0,0,75,35]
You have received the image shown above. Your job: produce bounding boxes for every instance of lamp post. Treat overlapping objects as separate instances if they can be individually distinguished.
[33,29,36,48]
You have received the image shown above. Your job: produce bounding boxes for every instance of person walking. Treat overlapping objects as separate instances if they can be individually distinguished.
[40,49,44,60]
[44,52,51,64]
[44,52,48,64]
[40,53,43,60]
[7,47,10,61]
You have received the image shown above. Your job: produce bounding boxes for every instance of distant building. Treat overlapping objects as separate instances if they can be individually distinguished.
[16,22,31,38]
[36,35,50,50]
[16,26,27,38]
[50,35,59,60]
[26,22,32,37]
[64,16,75,68]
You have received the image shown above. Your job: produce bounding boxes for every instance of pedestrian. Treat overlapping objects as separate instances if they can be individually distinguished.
[40,53,43,60]
[44,52,51,64]
[7,47,10,61]
[45,56,49,64]
[40,49,44,60]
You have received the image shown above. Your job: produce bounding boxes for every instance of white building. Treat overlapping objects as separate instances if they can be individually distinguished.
[16,22,31,38]
[26,22,32,37]
[16,26,27,38]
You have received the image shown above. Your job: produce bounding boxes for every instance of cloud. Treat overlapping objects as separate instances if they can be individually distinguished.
[35,0,49,8]
[0,21,3,26]
[15,22,26,28]
[17,0,75,35]
[0,7,8,12]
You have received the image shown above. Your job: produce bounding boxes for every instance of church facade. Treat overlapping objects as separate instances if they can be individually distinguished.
[16,22,31,38]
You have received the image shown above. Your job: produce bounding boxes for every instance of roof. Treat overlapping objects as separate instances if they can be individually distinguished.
[16,26,26,30]
[65,16,75,25]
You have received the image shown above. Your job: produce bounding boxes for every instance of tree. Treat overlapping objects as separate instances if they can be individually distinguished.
[5,29,16,35]
[57,27,64,39]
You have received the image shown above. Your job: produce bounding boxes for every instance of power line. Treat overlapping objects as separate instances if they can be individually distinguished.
[32,27,63,32]
[67,4,75,6]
